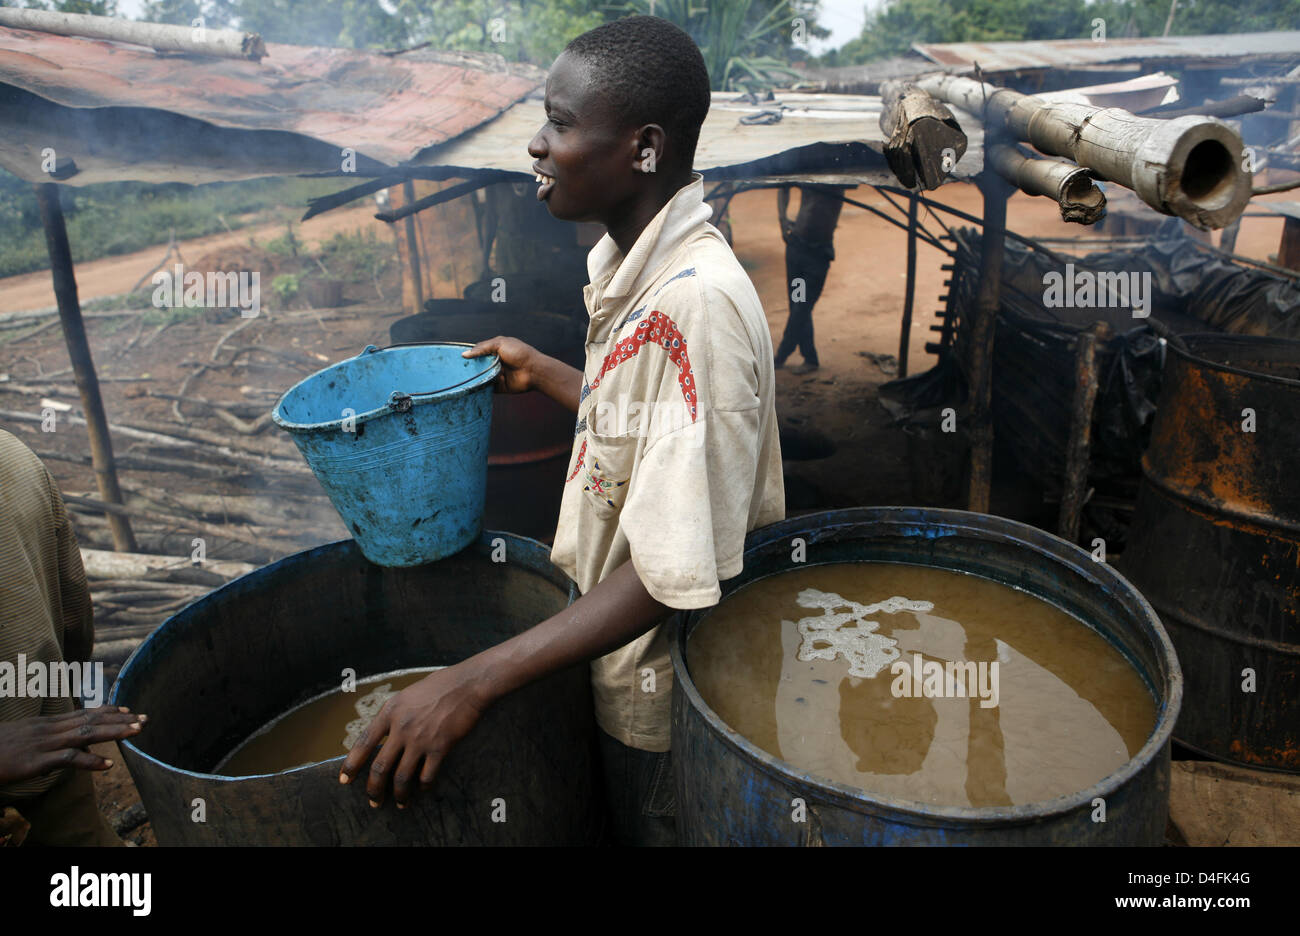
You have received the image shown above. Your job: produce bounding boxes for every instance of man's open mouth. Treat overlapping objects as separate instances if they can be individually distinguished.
[534,170,555,201]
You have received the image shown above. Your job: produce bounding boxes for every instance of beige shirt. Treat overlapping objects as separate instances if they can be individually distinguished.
[550,175,785,751]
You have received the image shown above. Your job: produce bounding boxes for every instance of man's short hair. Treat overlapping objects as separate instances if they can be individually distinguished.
[564,15,711,167]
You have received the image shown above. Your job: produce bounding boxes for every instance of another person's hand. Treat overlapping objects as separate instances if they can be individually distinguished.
[0,707,146,786]
[338,664,490,808]
[463,336,551,395]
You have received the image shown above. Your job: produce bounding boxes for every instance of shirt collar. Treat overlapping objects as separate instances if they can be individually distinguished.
[586,172,711,308]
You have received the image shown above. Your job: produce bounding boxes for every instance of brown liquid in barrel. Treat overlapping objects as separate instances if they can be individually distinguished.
[688,563,1156,807]
[216,667,439,776]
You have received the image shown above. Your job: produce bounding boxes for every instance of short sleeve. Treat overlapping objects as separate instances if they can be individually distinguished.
[619,407,762,608]
[616,281,766,609]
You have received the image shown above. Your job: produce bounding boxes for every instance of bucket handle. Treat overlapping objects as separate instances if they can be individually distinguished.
[358,342,499,414]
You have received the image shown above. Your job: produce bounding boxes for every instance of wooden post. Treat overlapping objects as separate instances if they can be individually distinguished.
[967,173,1011,514]
[1058,321,1111,543]
[898,192,918,379]
[401,179,426,313]
[1279,216,1300,271]
[33,182,137,552]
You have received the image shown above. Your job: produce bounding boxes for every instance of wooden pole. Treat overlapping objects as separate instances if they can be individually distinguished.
[898,192,918,379]
[401,179,426,314]
[967,173,1011,514]
[33,182,137,552]
[1058,321,1111,543]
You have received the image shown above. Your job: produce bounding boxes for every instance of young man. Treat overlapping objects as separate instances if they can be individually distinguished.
[340,16,784,845]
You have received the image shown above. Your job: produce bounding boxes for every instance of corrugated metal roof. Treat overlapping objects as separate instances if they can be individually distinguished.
[915,31,1300,71]
[417,90,982,184]
[0,23,543,183]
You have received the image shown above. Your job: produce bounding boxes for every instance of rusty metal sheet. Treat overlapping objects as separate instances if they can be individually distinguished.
[915,31,1300,71]
[0,24,543,168]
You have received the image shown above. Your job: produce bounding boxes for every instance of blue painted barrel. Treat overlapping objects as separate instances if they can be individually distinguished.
[670,507,1183,846]
[272,343,500,567]
[110,532,604,846]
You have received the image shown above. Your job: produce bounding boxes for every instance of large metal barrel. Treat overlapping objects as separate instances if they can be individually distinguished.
[110,532,604,845]
[1119,333,1300,771]
[390,301,585,541]
[671,507,1182,846]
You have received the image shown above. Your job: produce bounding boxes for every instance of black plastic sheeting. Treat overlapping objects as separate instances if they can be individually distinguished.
[880,226,1300,499]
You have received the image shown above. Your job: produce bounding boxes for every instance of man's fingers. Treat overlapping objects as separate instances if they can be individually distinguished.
[47,706,143,725]
[418,751,444,794]
[51,717,143,748]
[365,736,401,807]
[339,707,390,786]
[391,748,425,809]
[461,337,500,359]
[44,748,113,773]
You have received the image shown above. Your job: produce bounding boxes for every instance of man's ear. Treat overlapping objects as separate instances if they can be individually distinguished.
[634,124,667,175]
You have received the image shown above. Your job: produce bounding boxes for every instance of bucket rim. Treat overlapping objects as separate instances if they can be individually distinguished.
[669,505,1184,828]
[108,531,575,783]
[270,342,501,433]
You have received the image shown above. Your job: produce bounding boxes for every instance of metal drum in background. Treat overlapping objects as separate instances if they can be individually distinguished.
[110,532,604,846]
[390,301,586,541]
[1120,333,1300,771]
[671,507,1182,846]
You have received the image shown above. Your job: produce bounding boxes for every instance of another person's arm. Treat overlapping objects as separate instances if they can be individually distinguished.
[339,559,665,807]
[0,708,146,785]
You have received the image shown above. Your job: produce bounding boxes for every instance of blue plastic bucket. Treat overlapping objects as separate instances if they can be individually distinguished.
[272,342,500,567]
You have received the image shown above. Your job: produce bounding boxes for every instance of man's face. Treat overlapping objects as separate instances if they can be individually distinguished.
[528,52,641,224]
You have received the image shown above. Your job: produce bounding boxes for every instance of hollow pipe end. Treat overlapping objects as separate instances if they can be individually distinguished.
[1133,117,1252,230]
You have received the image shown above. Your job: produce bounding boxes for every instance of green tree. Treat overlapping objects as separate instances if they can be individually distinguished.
[822,0,1300,65]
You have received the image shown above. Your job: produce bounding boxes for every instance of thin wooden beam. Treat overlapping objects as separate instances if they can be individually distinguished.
[898,192,918,379]
[967,173,1011,514]
[33,182,137,552]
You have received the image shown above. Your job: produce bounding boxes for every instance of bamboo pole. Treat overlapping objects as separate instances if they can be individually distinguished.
[916,73,1252,230]
[987,144,1106,224]
[0,9,266,61]
[33,183,137,553]
[879,81,968,191]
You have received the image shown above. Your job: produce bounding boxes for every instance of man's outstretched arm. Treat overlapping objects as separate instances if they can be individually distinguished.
[339,559,667,807]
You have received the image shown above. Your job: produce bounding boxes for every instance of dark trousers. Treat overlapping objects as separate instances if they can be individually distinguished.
[775,185,844,368]
[596,728,677,847]
[4,768,122,847]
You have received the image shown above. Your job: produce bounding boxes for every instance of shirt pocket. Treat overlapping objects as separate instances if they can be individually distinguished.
[580,429,639,520]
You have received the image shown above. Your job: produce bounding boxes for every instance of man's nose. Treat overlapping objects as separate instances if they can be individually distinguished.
[527,128,546,159]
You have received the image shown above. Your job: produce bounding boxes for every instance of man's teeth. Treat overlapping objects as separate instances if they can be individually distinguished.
[535,173,552,183]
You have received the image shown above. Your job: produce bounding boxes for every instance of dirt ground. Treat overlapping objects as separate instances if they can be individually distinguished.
[1,176,1296,845]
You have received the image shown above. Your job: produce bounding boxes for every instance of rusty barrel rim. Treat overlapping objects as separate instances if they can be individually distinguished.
[670,506,1183,829]
[1165,332,1300,389]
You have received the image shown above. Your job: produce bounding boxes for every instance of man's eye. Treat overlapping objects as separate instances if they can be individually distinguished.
[548,116,565,128]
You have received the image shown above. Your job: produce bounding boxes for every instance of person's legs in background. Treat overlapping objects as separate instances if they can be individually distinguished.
[774,185,844,373]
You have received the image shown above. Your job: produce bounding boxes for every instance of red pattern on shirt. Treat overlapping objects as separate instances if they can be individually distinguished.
[566,438,587,482]
[589,311,698,422]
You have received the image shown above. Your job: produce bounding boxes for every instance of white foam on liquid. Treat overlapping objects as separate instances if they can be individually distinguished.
[790,588,934,678]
